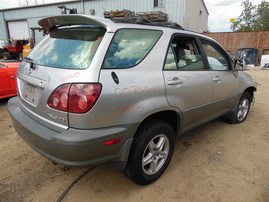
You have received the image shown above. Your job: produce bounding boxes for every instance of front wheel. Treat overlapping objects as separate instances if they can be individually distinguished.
[225,92,252,124]
[126,120,175,185]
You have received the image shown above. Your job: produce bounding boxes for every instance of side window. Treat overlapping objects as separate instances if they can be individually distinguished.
[164,36,205,71]
[201,40,229,71]
[103,29,162,69]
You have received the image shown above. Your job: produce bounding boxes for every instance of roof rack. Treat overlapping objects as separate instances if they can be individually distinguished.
[111,17,184,30]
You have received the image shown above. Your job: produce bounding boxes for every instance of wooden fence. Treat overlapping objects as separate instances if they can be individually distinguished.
[204,31,269,65]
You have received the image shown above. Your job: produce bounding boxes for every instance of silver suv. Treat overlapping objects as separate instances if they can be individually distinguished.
[8,15,256,185]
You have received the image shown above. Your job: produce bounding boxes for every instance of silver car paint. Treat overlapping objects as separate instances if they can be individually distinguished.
[8,15,257,168]
[9,97,137,167]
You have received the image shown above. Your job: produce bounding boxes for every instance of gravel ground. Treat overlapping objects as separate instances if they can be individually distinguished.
[0,67,268,202]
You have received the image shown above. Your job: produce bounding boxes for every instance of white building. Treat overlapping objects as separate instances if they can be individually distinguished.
[0,0,209,44]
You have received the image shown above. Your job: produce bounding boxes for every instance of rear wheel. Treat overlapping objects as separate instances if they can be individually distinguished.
[225,92,252,124]
[2,52,11,60]
[126,120,175,185]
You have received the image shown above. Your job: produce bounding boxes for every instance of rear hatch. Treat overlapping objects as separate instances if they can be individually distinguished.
[16,15,116,131]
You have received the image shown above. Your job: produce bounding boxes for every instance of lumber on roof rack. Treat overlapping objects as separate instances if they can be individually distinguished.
[104,10,167,22]
[110,16,184,30]
[136,11,168,22]
[104,9,135,19]
[104,10,184,30]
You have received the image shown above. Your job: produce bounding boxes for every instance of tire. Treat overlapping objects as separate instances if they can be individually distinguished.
[18,53,23,61]
[225,92,252,124]
[126,120,175,185]
[0,49,3,58]
[2,52,11,60]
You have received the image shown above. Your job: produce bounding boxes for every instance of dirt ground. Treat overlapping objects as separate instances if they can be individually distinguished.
[0,68,268,202]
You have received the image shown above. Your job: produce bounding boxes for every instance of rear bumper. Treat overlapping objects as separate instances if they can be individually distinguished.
[8,97,137,168]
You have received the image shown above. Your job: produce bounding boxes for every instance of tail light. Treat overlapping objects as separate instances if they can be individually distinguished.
[48,83,102,113]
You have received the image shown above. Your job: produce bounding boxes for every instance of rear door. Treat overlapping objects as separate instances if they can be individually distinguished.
[162,35,213,132]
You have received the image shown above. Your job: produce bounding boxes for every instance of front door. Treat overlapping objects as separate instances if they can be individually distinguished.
[201,39,239,114]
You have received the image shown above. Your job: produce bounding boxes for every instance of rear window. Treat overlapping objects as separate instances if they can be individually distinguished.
[27,26,105,69]
[102,29,162,69]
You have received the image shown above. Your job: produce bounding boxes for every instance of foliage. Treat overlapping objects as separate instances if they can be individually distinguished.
[255,0,269,30]
[231,0,269,31]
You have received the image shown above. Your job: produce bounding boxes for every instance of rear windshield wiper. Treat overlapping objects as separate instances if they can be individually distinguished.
[24,57,33,63]
[24,57,36,70]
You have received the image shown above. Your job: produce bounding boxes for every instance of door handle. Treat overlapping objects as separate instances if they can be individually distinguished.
[11,76,15,79]
[213,76,221,82]
[167,77,184,85]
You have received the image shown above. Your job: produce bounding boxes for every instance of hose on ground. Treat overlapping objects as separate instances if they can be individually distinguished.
[56,167,94,202]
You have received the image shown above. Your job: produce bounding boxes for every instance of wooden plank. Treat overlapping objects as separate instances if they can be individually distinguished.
[204,31,269,64]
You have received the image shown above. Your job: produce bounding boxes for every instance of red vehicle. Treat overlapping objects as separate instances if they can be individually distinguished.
[0,61,20,99]
[1,40,28,60]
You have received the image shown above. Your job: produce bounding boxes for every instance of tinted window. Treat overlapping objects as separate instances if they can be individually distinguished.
[103,29,162,69]
[27,27,105,69]
[164,37,205,71]
[201,40,229,71]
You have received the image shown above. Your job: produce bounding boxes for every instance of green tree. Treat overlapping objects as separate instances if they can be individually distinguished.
[231,0,269,31]
[255,0,269,30]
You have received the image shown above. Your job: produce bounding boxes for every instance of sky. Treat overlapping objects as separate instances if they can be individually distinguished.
[0,0,265,32]
[204,0,263,32]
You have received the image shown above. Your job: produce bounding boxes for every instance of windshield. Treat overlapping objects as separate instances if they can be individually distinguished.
[27,27,105,69]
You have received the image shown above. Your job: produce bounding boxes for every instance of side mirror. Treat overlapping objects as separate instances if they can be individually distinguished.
[234,59,246,71]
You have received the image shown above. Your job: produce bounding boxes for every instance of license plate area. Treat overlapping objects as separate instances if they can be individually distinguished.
[21,82,42,106]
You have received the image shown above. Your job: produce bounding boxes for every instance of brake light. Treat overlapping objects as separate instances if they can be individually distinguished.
[69,83,102,113]
[48,83,102,113]
[48,84,70,112]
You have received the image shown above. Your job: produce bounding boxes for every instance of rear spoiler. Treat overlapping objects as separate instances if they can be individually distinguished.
[38,15,117,33]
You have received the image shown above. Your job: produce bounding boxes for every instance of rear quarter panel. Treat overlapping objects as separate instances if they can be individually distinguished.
[68,34,173,129]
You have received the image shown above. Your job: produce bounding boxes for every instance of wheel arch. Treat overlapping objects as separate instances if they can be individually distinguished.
[125,111,179,184]
[136,110,181,138]
[244,86,256,102]
[113,110,181,170]
[223,87,256,124]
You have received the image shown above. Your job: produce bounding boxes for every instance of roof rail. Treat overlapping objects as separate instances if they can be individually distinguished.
[110,17,184,30]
